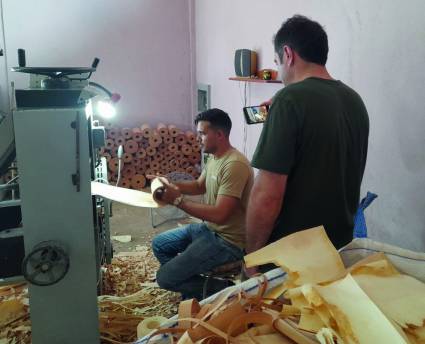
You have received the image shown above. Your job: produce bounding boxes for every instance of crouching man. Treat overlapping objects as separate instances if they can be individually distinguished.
[151,108,253,300]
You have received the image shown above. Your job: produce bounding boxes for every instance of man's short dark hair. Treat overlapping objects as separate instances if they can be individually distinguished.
[194,108,232,137]
[274,15,328,65]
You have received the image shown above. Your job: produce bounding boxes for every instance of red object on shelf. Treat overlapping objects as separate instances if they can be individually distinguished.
[229,77,282,83]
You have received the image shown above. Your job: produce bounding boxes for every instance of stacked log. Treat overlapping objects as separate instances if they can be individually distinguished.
[100,123,201,189]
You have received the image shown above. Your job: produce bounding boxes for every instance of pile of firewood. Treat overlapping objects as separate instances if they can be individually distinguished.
[100,123,202,189]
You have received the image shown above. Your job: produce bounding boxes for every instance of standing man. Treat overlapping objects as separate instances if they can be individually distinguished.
[152,108,253,299]
[245,15,369,275]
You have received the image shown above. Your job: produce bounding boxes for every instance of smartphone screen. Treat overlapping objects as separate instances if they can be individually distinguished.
[243,105,269,124]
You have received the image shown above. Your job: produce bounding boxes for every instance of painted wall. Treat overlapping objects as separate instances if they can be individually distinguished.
[195,0,425,251]
[0,0,195,129]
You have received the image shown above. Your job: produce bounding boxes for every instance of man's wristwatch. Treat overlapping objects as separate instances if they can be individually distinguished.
[173,195,183,206]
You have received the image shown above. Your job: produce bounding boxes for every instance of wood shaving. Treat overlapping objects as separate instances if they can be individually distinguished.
[0,284,30,344]
[242,228,425,344]
[0,249,180,344]
[102,250,160,296]
[99,286,180,343]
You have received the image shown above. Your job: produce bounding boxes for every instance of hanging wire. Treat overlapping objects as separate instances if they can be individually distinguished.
[243,82,248,156]
[237,81,250,157]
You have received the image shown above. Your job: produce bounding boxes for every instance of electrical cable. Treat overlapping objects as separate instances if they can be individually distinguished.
[243,82,248,156]
[238,81,249,157]
[238,81,244,105]
[244,81,247,107]
[115,145,123,187]
[116,160,122,187]
[88,81,113,98]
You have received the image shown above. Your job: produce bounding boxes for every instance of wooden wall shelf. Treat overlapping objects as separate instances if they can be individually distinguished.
[229,77,282,84]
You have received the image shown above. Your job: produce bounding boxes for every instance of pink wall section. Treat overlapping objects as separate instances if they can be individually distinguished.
[195,0,425,252]
[195,1,285,159]
[2,0,195,129]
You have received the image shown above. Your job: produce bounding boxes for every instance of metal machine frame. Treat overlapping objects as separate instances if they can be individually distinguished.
[0,53,113,343]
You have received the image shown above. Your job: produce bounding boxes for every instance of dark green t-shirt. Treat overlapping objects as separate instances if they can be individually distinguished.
[252,77,369,249]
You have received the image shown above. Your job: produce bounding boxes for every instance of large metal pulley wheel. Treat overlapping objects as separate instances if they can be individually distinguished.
[22,241,70,286]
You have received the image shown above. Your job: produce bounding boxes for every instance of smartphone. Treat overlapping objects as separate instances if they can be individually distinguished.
[243,105,269,124]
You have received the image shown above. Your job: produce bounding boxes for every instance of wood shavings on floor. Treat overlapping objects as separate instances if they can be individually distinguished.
[102,248,160,296]
[0,284,30,344]
[100,250,181,343]
[0,248,181,344]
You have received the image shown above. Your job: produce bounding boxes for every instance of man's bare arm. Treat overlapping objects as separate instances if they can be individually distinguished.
[174,174,206,195]
[245,170,287,254]
[178,194,239,225]
[173,180,202,195]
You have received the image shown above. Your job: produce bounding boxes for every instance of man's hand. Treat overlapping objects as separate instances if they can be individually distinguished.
[148,173,207,196]
[148,175,181,205]
[260,99,273,107]
[157,181,181,205]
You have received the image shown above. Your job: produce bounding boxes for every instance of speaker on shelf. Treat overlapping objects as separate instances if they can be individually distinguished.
[234,49,257,77]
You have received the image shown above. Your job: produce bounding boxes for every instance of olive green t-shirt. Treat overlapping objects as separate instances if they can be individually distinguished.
[201,148,254,249]
[252,77,369,249]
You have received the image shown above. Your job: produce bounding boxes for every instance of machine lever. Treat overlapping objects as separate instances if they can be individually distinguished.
[71,113,81,192]
[18,49,26,67]
[91,57,100,69]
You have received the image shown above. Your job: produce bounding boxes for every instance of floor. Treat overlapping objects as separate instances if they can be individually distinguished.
[109,202,195,254]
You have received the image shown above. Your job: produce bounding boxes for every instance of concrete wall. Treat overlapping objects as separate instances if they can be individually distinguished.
[195,0,425,251]
[0,0,195,129]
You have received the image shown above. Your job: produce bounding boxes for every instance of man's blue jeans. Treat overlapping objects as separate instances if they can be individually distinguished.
[152,223,243,300]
